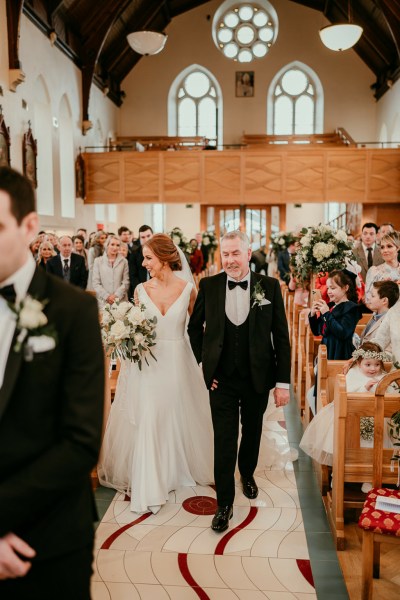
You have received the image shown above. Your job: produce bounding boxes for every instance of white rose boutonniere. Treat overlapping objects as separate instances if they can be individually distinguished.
[9,295,58,360]
[252,280,266,308]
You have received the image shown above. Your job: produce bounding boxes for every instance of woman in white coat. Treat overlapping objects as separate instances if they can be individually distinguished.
[93,235,130,307]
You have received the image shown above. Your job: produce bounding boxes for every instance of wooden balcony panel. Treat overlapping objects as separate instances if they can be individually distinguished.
[204,154,241,203]
[284,152,324,201]
[124,154,160,202]
[82,147,400,204]
[243,155,283,202]
[327,152,367,202]
[163,154,200,202]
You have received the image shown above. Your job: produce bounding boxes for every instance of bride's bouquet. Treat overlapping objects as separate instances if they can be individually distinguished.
[101,301,157,370]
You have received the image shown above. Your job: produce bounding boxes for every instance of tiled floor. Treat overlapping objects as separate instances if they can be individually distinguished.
[93,392,349,599]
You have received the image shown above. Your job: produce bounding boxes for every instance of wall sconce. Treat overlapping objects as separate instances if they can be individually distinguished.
[127,31,167,55]
[49,30,57,46]
[82,119,93,135]
[319,1,362,51]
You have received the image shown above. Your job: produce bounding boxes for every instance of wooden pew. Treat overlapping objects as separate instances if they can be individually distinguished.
[290,303,303,396]
[325,373,398,550]
[303,325,321,426]
[296,311,307,413]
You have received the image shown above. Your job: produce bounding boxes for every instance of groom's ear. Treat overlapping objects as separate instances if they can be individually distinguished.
[247,247,252,262]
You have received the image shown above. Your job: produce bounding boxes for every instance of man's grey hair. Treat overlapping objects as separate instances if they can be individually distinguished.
[220,230,250,250]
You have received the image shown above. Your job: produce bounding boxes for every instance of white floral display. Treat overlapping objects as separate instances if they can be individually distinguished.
[101,300,157,370]
[294,224,354,282]
[168,227,190,253]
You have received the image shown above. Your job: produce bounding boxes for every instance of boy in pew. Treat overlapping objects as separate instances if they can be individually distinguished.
[353,280,399,350]
[300,342,397,491]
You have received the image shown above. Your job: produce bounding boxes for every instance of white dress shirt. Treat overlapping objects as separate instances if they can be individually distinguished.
[0,255,36,388]
[225,271,250,326]
[225,271,288,390]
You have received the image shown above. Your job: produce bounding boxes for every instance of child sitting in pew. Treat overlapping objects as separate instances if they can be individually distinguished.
[299,343,396,485]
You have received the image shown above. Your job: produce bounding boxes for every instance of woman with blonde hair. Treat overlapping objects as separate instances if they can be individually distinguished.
[92,235,129,307]
[365,230,400,304]
[37,240,57,269]
[98,234,213,515]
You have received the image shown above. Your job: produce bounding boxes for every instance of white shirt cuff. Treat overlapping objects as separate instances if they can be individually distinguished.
[276,383,290,389]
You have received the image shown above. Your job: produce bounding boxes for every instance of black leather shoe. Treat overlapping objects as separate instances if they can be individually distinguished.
[241,476,258,499]
[211,505,233,532]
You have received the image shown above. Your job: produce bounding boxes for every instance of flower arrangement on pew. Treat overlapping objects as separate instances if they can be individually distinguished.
[101,300,157,370]
[293,224,353,282]
[269,231,297,257]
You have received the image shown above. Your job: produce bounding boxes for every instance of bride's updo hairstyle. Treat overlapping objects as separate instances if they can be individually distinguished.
[144,234,182,271]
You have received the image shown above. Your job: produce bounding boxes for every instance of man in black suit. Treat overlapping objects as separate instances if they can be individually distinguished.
[277,241,296,284]
[46,235,87,289]
[188,231,290,533]
[0,167,104,599]
[128,224,153,296]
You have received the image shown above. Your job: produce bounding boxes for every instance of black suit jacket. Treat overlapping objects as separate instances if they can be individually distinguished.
[277,250,291,284]
[0,268,104,560]
[188,271,291,394]
[128,246,148,296]
[46,253,88,289]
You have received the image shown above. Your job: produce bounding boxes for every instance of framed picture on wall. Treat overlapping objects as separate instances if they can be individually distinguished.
[0,107,11,167]
[23,123,37,188]
[235,71,254,97]
[75,149,85,199]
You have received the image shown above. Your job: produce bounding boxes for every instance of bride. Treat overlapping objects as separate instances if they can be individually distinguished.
[98,234,214,514]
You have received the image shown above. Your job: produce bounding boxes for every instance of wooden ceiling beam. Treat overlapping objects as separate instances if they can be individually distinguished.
[5,0,24,69]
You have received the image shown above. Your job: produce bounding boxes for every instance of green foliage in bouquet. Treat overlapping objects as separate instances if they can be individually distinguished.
[293,224,353,282]
[202,230,218,250]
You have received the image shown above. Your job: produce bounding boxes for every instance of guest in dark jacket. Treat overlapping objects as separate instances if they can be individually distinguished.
[309,270,361,360]
[277,242,296,284]
[46,236,88,289]
[128,224,153,296]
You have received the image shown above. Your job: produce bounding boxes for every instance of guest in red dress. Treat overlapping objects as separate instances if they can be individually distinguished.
[189,238,204,274]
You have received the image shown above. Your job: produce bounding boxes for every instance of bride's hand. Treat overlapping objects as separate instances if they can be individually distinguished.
[210,379,219,391]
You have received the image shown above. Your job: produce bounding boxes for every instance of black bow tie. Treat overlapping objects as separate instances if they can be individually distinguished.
[0,284,16,304]
[228,280,248,291]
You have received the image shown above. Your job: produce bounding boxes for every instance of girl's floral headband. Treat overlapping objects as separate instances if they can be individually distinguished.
[352,348,390,362]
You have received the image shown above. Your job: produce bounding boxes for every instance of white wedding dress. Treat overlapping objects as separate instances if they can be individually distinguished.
[98,282,214,514]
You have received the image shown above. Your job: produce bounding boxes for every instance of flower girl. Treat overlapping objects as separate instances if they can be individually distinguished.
[300,342,394,469]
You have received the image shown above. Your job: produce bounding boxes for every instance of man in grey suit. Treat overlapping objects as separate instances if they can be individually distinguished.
[353,222,384,282]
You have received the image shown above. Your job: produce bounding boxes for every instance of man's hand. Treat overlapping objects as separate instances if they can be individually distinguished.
[274,388,290,407]
[0,533,36,580]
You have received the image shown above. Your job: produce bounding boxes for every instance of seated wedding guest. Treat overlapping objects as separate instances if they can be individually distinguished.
[87,230,107,289]
[288,271,309,307]
[37,240,56,270]
[300,342,395,493]
[0,166,104,600]
[309,269,360,360]
[377,222,394,243]
[118,226,133,255]
[46,235,87,289]
[46,232,60,253]
[29,236,41,260]
[364,231,400,303]
[76,227,88,248]
[371,297,400,365]
[353,222,384,282]
[129,224,153,296]
[72,234,88,270]
[189,238,204,274]
[195,232,209,271]
[92,235,129,307]
[119,241,129,258]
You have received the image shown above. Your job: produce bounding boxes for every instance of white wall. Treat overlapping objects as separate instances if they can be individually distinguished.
[286,203,325,232]
[0,2,119,234]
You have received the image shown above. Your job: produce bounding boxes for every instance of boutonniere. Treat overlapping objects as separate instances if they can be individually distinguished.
[252,280,267,308]
[9,296,57,361]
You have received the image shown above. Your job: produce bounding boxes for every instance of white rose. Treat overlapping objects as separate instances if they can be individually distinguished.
[110,320,129,341]
[335,229,347,242]
[255,292,264,301]
[278,238,285,245]
[203,236,210,245]
[134,332,144,345]
[19,298,48,329]
[172,235,180,244]
[127,306,144,325]
[300,235,311,247]
[101,310,112,326]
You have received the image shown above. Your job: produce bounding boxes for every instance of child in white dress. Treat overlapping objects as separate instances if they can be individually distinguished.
[299,342,394,473]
